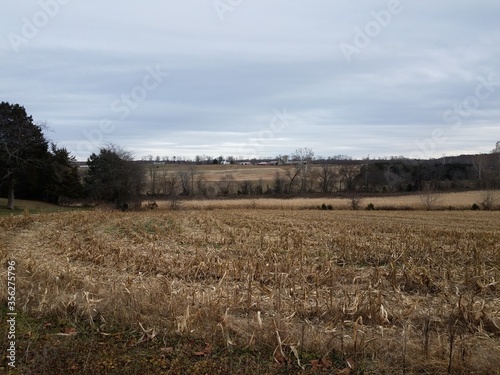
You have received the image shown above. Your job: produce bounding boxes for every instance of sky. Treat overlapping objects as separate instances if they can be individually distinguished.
[1,1,500,161]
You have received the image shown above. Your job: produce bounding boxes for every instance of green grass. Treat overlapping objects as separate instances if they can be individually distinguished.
[0,198,88,216]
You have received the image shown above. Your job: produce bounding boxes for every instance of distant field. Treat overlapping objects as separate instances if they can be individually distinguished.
[361,190,496,210]
[2,190,497,217]
[1,209,499,373]
[152,163,289,182]
[154,190,498,211]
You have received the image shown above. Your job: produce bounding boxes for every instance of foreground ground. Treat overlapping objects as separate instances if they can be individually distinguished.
[1,208,500,374]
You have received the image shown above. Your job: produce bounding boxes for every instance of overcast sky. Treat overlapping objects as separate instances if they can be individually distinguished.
[1,1,500,161]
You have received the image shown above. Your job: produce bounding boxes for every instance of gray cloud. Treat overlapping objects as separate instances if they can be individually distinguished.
[1,1,499,160]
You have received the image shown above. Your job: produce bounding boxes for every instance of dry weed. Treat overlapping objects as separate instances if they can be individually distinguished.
[1,209,499,373]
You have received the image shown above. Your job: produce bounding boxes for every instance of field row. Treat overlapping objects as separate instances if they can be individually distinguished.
[1,209,499,373]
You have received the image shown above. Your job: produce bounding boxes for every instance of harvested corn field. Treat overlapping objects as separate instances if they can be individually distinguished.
[1,209,500,374]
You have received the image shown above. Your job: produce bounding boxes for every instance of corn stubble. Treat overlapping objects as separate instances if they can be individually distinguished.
[1,209,500,374]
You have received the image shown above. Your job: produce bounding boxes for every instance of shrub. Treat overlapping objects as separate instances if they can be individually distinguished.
[366,203,375,211]
[471,203,480,211]
[327,204,333,210]
[321,203,327,210]
[349,196,360,210]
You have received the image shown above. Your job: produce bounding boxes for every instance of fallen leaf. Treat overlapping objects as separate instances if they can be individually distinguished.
[321,357,332,368]
[203,344,213,355]
[311,359,320,367]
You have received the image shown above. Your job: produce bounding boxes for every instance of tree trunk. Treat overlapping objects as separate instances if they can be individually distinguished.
[7,174,15,210]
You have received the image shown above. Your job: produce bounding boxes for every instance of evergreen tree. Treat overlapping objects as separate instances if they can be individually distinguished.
[84,145,145,208]
[0,102,48,209]
[44,144,84,203]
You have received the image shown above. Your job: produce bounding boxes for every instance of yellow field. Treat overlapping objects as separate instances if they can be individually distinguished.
[1,209,499,374]
[154,190,497,211]
[152,163,287,182]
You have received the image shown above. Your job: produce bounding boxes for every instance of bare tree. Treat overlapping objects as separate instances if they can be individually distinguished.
[285,166,301,193]
[188,166,199,196]
[147,163,159,197]
[255,178,264,195]
[218,173,235,196]
[307,169,320,193]
[170,194,181,210]
[481,190,497,210]
[349,195,361,210]
[196,173,209,198]
[273,171,285,194]
[362,155,371,191]
[472,154,487,188]
[339,162,361,192]
[158,169,179,196]
[317,163,337,193]
[419,187,442,211]
[178,167,198,196]
[285,148,315,194]
[238,180,253,195]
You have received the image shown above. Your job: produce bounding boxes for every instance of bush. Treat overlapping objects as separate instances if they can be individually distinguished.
[350,196,360,210]
[471,203,480,211]
[321,203,327,210]
[327,204,333,210]
[366,203,375,211]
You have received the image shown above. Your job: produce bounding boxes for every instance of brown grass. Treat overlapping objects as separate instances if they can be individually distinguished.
[152,190,498,211]
[1,209,500,374]
[152,163,288,182]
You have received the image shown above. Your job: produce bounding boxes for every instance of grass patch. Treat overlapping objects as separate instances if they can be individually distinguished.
[1,306,349,374]
[0,198,87,216]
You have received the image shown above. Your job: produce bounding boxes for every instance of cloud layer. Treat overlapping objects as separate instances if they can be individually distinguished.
[1,0,500,160]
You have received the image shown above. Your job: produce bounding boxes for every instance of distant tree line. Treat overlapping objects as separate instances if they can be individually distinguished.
[2,102,499,209]
[142,148,500,200]
[83,146,500,206]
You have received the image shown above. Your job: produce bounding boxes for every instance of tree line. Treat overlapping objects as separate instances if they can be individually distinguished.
[2,102,499,209]
[141,152,500,201]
